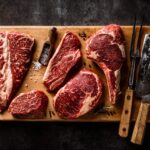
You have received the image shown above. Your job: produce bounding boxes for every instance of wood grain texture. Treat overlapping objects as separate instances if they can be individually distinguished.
[131,102,150,145]
[0,26,148,121]
[119,88,133,137]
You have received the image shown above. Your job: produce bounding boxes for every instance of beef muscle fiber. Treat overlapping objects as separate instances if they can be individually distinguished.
[53,69,103,119]
[43,31,81,92]
[86,24,125,104]
[0,32,34,112]
[8,90,48,119]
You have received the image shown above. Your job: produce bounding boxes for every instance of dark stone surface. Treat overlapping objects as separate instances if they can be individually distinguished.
[0,0,150,149]
[0,0,150,25]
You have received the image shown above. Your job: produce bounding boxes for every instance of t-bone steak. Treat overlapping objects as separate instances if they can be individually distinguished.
[8,90,48,119]
[53,69,103,119]
[0,32,34,112]
[43,31,81,92]
[86,24,125,104]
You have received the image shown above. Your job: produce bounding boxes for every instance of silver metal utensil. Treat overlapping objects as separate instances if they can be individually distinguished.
[131,34,150,145]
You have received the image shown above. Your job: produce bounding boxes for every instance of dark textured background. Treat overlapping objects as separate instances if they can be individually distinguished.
[0,0,150,149]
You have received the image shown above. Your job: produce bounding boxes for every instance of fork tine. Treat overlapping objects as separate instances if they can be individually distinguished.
[136,15,144,56]
[130,15,137,58]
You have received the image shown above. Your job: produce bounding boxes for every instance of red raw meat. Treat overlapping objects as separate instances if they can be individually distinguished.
[53,69,103,119]
[8,90,48,119]
[43,32,81,91]
[0,32,34,112]
[86,24,125,104]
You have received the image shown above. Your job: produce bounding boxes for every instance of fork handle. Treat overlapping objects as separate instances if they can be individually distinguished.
[119,88,134,137]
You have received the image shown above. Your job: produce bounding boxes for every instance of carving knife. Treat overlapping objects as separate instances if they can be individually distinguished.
[131,34,150,145]
[39,27,57,66]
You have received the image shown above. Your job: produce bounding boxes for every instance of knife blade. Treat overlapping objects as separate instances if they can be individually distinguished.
[131,34,150,145]
[39,27,57,66]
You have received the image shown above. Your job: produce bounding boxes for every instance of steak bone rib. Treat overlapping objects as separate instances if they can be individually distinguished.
[86,24,125,104]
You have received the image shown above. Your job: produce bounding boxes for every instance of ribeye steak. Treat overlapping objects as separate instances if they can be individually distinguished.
[86,24,125,104]
[0,32,34,112]
[43,32,81,92]
[53,69,103,119]
[8,90,48,119]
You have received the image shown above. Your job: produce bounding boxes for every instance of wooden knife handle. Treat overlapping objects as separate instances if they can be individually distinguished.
[131,102,150,145]
[119,88,133,137]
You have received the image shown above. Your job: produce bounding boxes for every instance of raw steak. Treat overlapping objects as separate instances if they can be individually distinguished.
[86,24,125,104]
[53,69,103,119]
[8,90,48,119]
[0,32,34,112]
[43,32,81,91]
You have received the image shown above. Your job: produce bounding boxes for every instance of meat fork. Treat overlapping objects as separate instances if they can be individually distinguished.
[119,16,143,137]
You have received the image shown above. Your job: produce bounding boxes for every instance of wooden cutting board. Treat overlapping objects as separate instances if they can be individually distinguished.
[0,26,149,122]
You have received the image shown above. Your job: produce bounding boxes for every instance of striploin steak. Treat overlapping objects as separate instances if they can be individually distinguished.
[86,24,125,104]
[8,90,48,119]
[0,32,34,112]
[43,32,81,92]
[53,69,103,119]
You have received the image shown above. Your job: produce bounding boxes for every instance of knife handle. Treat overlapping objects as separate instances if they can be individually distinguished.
[119,88,133,137]
[131,102,150,145]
